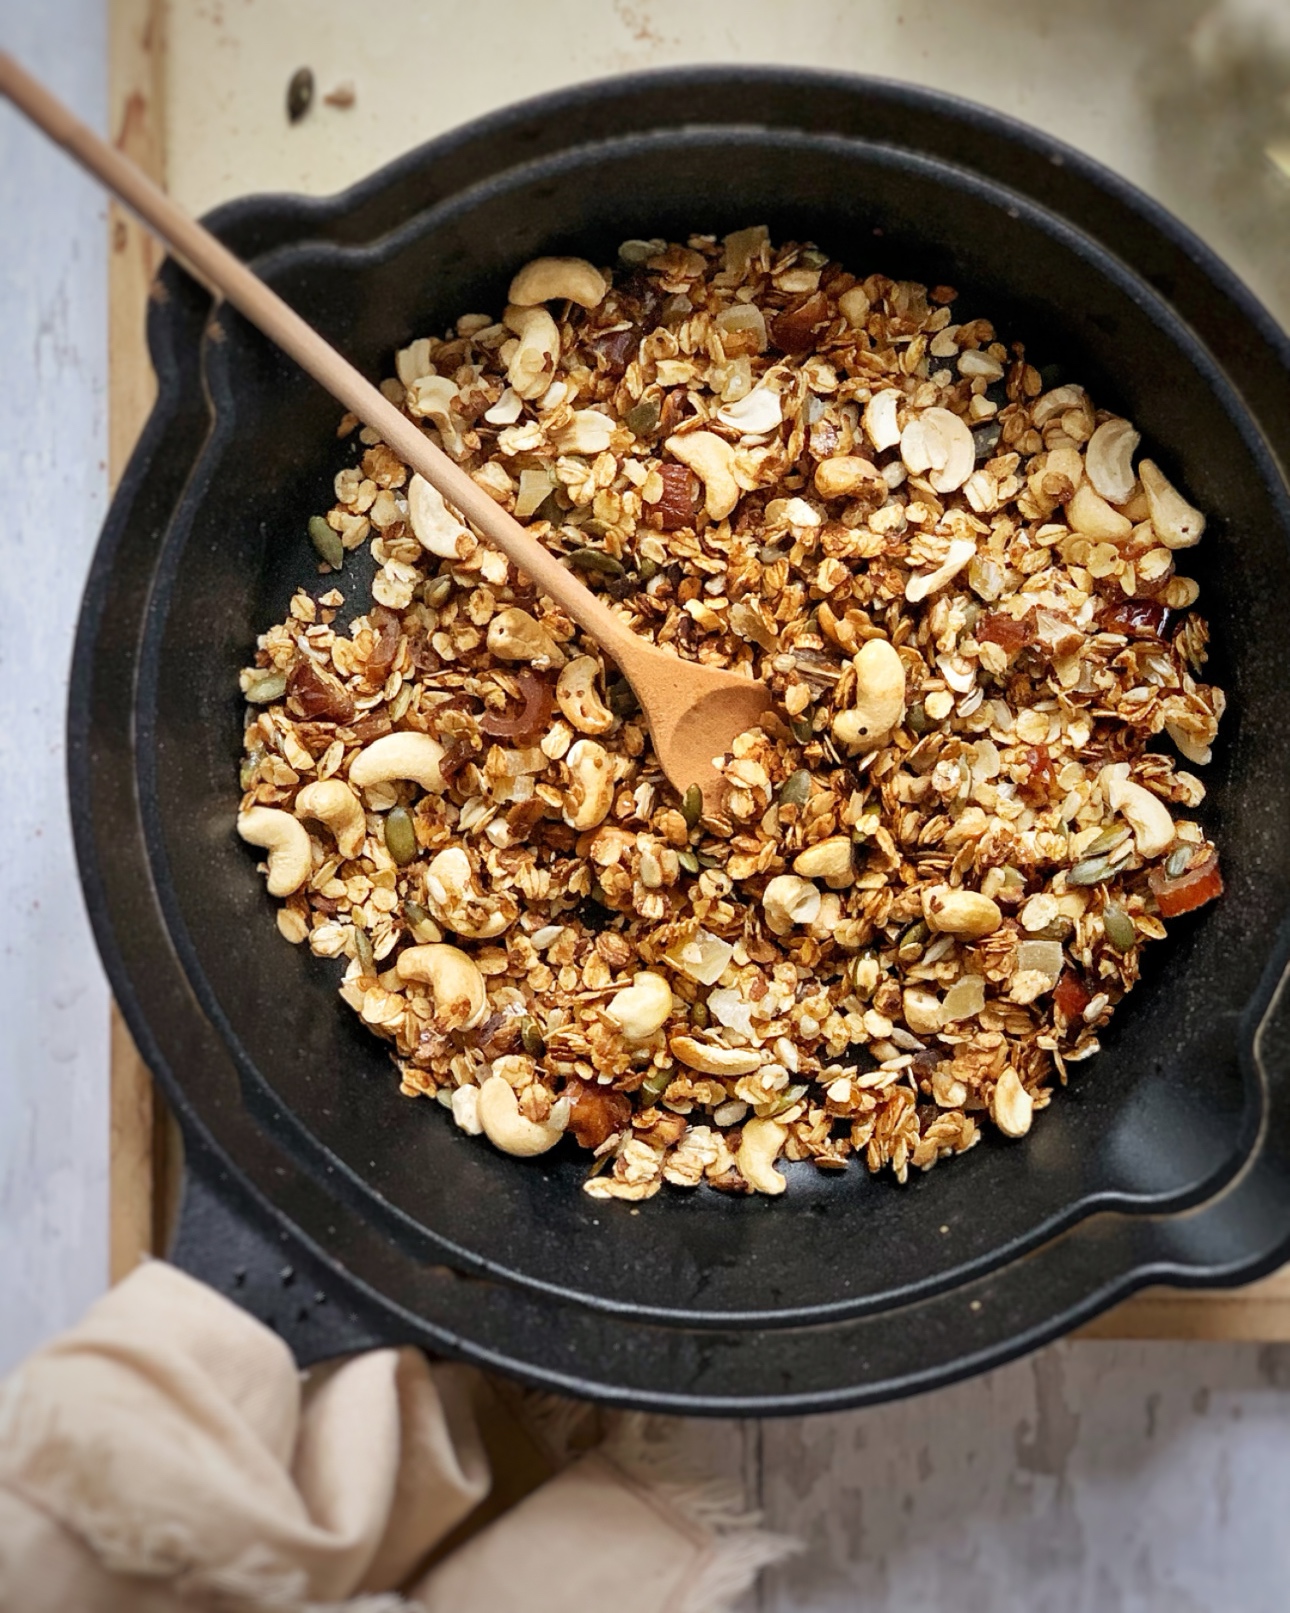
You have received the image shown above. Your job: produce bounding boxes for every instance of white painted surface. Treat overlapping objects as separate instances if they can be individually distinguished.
[5,1,1290,1605]
[0,0,110,1374]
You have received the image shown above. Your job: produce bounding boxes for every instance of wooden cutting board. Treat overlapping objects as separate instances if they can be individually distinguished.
[105,0,1290,1340]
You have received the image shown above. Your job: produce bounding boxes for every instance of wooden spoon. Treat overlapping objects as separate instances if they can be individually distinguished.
[0,52,773,811]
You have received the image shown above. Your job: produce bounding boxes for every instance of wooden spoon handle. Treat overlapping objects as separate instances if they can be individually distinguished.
[0,51,639,663]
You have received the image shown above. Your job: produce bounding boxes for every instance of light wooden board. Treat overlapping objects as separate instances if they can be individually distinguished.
[106,0,1290,1338]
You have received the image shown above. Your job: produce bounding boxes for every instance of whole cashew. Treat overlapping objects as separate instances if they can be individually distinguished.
[423,846,518,940]
[832,638,906,752]
[1067,482,1132,542]
[486,606,566,668]
[737,1117,789,1195]
[407,473,471,560]
[607,971,673,1042]
[238,806,312,896]
[349,732,447,795]
[664,431,740,521]
[295,778,366,860]
[507,255,607,309]
[1085,417,1140,504]
[563,738,615,830]
[503,305,560,400]
[477,1074,567,1157]
[792,836,855,889]
[669,1035,764,1077]
[990,1066,1034,1139]
[1101,763,1175,858]
[556,656,615,735]
[1139,459,1205,549]
[395,943,487,1031]
[863,388,901,452]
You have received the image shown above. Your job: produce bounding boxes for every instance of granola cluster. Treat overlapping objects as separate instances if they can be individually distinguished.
[237,228,1225,1201]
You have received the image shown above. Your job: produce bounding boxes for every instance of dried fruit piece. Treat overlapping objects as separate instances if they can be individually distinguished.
[1149,850,1223,917]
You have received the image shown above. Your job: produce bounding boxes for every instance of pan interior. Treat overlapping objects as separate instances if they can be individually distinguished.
[139,126,1286,1325]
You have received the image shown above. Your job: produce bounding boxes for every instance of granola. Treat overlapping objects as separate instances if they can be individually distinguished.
[236,228,1226,1201]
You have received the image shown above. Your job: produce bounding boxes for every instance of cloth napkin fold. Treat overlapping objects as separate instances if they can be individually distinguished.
[0,1264,794,1612]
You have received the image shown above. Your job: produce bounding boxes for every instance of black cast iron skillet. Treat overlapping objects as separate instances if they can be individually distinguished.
[71,69,1290,1414]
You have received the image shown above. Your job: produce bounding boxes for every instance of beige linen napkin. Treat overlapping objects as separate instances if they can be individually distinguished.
[0,1264,794,1612]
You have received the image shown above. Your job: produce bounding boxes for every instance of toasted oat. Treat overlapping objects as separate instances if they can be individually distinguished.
[237,231,1225,1200]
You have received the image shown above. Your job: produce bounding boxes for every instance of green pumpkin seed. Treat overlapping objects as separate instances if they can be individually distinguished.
[308,515,344,570]
[239,746,265,789]
[521,1018,547,1059]
[244,670,286,704]
[898,919,929,962]
[637,556,660,584]
[567,547,626,578]
[769,1083,810,1118]
[678,849,700,874]
[1165,846,1192,878]
[1068,855,1112,886]
[1103,903,1136,951]
[353,927,375,976]
[777,769,811,807]
[906,701,928,735]
[384,806,417,866]
[791,717,815,743]
[1084,824,1131,858]
[641,1067,672,1104]
[625,399,660,437]
[690,999,710,1030]
[681,783,703,830]
[422,573,454,608]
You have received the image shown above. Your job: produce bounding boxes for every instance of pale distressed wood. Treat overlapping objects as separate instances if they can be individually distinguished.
[107,0,173,1280]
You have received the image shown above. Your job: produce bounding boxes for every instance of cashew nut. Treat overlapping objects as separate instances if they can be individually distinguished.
[1067,482,1132,541]
[450,1085,483,1136]
[922,885,1003,940]
[901,407,974,493]
[832,638,906,752]
[408,473,471,560]
[990,1065,1034,1139]
[507,255,607,310]
[563,738,615,830]
[838,285,870,327]
[716,387,782,434]
[664,431,740,521]
[502,304,560,400]
[237,806,312,896]
[1085,417,1140,504]
[423,846,517,940]
[406,374,465,458]
[1139,459,1205,549]
[814,455,885,502]
[863,388,901,452]
[556,656,615,734]
[737,1117,789,1195]
[1031,384,1089,427]
[486,606,566,667]
[552,408,616,454]
[295,778,366,860]
[477,1074,566,1157]
[607,971,674,1043]
[903,986,944,1036]
[349,732,447,796]
[395,943,487,1031]
[669,1035,764,1077]
[762,874,822,936]
[792,836,855,888]
[905,536,976,605]
[1101,763,1175,858]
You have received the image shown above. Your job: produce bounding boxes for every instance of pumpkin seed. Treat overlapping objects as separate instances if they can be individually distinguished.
[521,1017,547,1059]
[422,573,454,608]
[777,768,811,807]
[244,670,286,704]
[1165,845,1193,878]
[239,746,265,789]
[637,556,660,584]
[906,701,928,734]
[640,1067,671,1104]
[681,783,703,830]
[678,849,700,874]
[1068,855,1112,886]
[567,546,626,578]
[384,806,417,866]
[689,999,709,1030]
[769,1083,809,1118]
[791,717,815,743]
[287,66,314,123]
[308,514,343,569]
[606,677,639,719]
[625,399,660,437]
[1084,824,1131,858]
[1103,902,1136,951]
[353,927,375,976]
[898,919,929,963]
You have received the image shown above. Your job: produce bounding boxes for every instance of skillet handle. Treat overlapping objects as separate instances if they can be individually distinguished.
[167,1133,389,1366]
